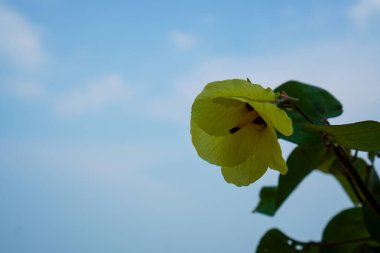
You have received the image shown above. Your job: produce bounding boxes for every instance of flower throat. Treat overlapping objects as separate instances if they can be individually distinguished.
[229,103,267,134]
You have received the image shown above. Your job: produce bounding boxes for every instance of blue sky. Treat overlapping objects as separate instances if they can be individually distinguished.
[1,0,380,252]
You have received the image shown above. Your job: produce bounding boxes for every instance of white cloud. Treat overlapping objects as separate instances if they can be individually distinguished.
[169,30,197,49]
[0,3,48,101]
[348,0,380,28]
[0,4,47,69]
[54,74,130,116]
[146,41,380,124]
[0,139,193,211]
[2,78,46,99]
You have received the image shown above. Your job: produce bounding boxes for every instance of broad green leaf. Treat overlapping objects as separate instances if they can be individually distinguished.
[254,142,371,216]
[257,229,299,253]
[278,110,321,145]
[322,157,369,204]
[306,121,380,151]
[365,166,380,201]
[274,80,343,145]
[322,207,376,253]
[276,141,327,208]
[363,206,380,244]
[368,152,376,164]
[317,151,337,173]
[275,80,343,120]
[254,141,328,216]
[353,244,380,253]
[256,229,319,253]
[253,186,277,216]
[363,168,380,243]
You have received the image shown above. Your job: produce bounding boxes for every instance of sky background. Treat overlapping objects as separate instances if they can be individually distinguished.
[1,0,380,252]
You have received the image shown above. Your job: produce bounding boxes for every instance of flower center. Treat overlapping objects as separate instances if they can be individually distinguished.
[229,103,267,134]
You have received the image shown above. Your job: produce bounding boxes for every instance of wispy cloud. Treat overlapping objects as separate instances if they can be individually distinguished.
[146,41,380,124]
[3,78,46,100]
[54,74,130,116]
[0,3,47,69]
[0,139,192,211]
[54,74,130,117]
[169,30,198,49]
[0,3,48,101]
[348,0,380,28]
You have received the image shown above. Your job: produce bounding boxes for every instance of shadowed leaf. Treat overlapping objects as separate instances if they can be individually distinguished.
[253,186,277,216]
[276,141,326,208]
[363,168,380,243]
[254,140,327,216]
[274,80,342,145]
[257,229,319,253]
[305,121,380,151]
[322,207,376,253]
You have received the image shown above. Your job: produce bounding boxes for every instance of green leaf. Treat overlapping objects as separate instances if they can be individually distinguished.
[253,186,277,216]
[256,229,319,253]
[277,110,321,145]
[274,80,343,145]
[353,244,380,253]
[275,80,342,121]
[368,152,376,164]
[276,141,327,208]
[305,121,380,151]
[254,140,328,216]
[363,206,380,244]
[363,168,380,243]
[322,207,375,253]
[323,157,369,204]
[365,167,380,201]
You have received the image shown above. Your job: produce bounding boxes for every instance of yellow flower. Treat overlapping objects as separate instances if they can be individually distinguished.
[190,79,293,186]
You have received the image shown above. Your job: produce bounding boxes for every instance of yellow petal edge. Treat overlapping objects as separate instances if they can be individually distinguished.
[190,79,292,187]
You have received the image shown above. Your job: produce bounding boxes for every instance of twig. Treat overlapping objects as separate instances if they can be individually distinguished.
[334,146,380,217]
[279,95,380,217]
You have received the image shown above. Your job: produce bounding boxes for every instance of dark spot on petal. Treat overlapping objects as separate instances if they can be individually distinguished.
[229,126,240,134]
[252,117,266,125]
[245,103,254,111]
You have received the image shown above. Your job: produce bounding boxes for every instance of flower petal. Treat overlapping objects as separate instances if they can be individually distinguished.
[248,100,293,136]
[267,127,288,174]
[191,79,277,136]
[192,97,246,136]
[191,121,260,166]
[196,79,277,102]
[221,126,274,186]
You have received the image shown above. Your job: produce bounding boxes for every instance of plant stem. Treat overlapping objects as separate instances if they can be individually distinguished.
[290,102,380,217]
[341,165,365,204]
[294,104,314,124]
[334,145,380,217]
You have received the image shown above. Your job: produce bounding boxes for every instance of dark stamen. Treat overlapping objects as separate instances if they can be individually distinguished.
[245,103,254,111]
[229,126,240,134]
[252,117,266,125]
